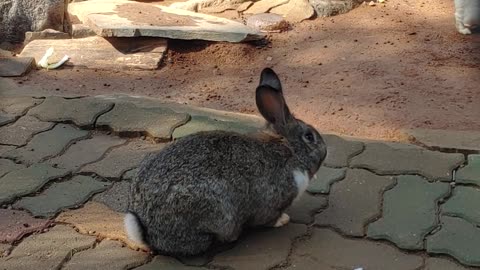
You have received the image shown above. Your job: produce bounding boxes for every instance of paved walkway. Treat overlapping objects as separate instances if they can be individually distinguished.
[0,94,479,270]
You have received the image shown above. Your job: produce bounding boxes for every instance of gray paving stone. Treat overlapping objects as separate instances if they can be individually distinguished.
[0,113,15,126]
[0,145,15,157]
[286,193,327,224]
[46,134,126,172]
[96,102,190,141]
[0,225,96,270]
[4,124,89,164]
[323,134,364,167]
[456,155,480,186]
[63,240,148,270]
[425,257,476,270]
[285,228,423,270]
[172,115,259,139]
[0,159,25,178]
[0,96,43,116]
[442,186,480,226]
[81,139,164,179]
[93,180,130,212]
[14,175,110,217]
[136,256,207,270]
[427,216,480,267]
[123,167,139,180]
[210,224,307,270]
[407,128,480,152]
[0,164,69,205]
[307,166,346,194]
[367,175,450,250]
[350,142,464,180]
[315,169,395,236]
[28,96,114,127]
[0,115,54,145]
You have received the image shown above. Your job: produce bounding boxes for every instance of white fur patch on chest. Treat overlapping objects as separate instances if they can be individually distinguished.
[293,169,309,200]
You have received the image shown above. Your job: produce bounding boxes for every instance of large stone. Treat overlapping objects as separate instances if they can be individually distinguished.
[0,164,69,205]
[246,13,289,32]
[20,36,168,70]
[172,115,258,139]
[244,0,289,14]
[28,96,114,128]
[137,256,208,270]
[307,166,346,194]
[323,134,364,167]
[0,159,25,178]
[93,181,130,212]
[425,257,476,270]
[0,57,35,77]
[0,115,54,145]
[427,216,480,267]
[63,240,148,270]
[407,128,480,152]
[0,0,67,42]
[456,155,480,186]
[24,29,70,43]
[442,186,480,225]
[270,0,315,23]
[367,175,450,250]
[0,209,52,243]
[4,124,89,165]
[0,96,43,116]
[308,0,361,17]
[286,193,327,224]
[14,175,110,218]
[46,134,126,172]
[350,142,464,181]
[315,169,395,236]
[68,0,264,42]
[286,228,423,270]
[0,225,96,270]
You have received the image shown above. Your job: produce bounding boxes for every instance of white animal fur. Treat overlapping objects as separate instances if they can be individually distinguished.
[293,169,309,200]
[454,0,480,34]
[124,212,146,246]
[274,213,290,227]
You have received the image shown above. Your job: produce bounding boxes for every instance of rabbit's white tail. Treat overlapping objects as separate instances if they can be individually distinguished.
[124,212,146,245]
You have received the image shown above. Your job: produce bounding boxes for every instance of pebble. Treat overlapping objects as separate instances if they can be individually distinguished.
[369,1,376,6]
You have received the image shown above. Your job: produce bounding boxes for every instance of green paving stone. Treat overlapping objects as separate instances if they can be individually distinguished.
[0,145,15,157]
[427,216,480,267]
[367,175,450,250]
[425,257,476,270]
[136,256,207,270]
[442,186,480,226]
[0,164,69,205]
[456,155,480,186]
[123,167,139,181]
[323,135,364,167]
[0,159,25,178]
[4,124,89,165]
[14,175,110,217]
[307,166,346,194]
[286,193,327,224]
[0,96,43,116]
[172,115,259,139]
[28,96,114,127]
[315,169,395,236]
[351,142,464,181]
[0,115,54,145]
[96,102,190,140]
[93,181,130,212]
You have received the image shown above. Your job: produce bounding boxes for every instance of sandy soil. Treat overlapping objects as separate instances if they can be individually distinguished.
[3,0,480,142]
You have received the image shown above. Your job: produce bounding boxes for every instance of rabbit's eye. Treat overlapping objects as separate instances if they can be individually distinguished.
[304,132,315,143]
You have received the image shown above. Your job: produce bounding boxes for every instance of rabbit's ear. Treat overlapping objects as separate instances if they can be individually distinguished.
[256,85,292,127]
[259,68,282,92]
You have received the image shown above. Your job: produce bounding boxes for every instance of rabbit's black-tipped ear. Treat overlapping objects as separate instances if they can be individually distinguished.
[256,85,292,127]
[259,68,282,92]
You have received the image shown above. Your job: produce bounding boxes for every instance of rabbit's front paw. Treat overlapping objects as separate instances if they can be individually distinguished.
[459,27,472,34]
[274,213,290,227]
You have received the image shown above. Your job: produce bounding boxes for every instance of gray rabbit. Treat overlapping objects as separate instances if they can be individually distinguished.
[125,68,327,256]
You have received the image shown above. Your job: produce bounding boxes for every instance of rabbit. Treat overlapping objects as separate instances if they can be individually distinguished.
[125,68,327,256]
[454,0,480,34]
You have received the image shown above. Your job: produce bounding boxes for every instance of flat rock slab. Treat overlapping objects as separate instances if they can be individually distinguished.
[137,256,208,270]
[244,0,289,14]
[315,169,395,236]
[427,216,480,267]
[14,175,110,217]
[350,142,464,180]
[0,113,15,126]
[286,193,327,224]
[456,155,480,186]
[246,13,289,32]
[0,159,25,178]
[28,96,114,128]
[425,257,477,270]
[0,115,54,145]
[172,115,259,139]
[307,166,346,194]
[270,0,315,23]
[0,225,96,270]
[323,134,364,167]
[442,186,480,225]
[0,209,52,243]
[367,175,450,250]
[4,124,89,165]
[286,228,423,270]
[0,57,35,77]
[63,240,148,270]
[69,0,264,42]
[0,96,43,116]
[20,36,168,70]
[96,102,190,141]
[309,0,359,17]
[0,164,69,205]
[93,181,131,212]
[407,128,480,151]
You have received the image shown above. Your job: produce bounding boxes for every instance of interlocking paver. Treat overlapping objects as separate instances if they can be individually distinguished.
[0,243,10,257]
[81,139,164,179]
[350,142,464,180]
[442,186,480,225]
[0,164,69,204]
[0,96,43,116]
[4,124,89,164]
[210,224,307,270]
[427,216,480,267]
[285,228,423,270]
[307,166,346,194]
[0,209,52,243]
[96,102,190,140]
[63,240,148,270]
[28,96,114,127]
[0,225,96,270]
[456,155,480,186]
[0,116,54,146]
[367,175,450,250]
[322,134,364,167]
[0,113,15,126]
[315,169,395,236]
[172,115,259,139]
[425,257,476,270]
[286,193,327,224]
[93,181,130,212]
[136,256,207,270]
[0,145,15,157]
[14,175,110,217]
[46,134,126,172]
[123,168,139,180]
[0,159,25,178]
